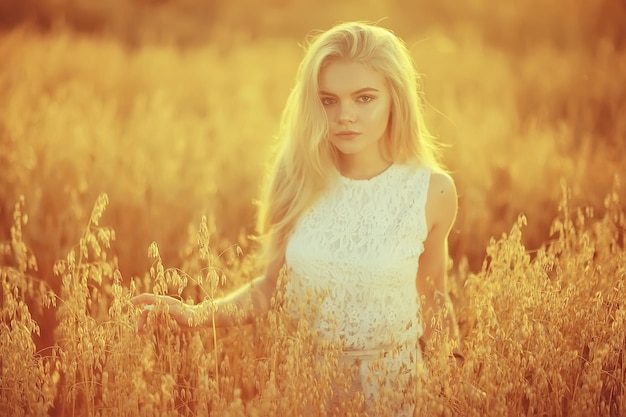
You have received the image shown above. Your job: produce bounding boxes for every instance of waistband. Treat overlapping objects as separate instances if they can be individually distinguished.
[341,343,420,360]
[342,347,392,359]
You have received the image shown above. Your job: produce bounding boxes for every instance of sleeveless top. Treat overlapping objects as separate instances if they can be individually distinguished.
[284,163,431,350]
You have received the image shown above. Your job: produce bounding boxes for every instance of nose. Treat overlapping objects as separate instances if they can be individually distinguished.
[337,101,356,124]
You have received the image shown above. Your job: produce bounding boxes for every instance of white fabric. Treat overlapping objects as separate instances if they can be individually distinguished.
[285,163,431,351]
[285,163,431,415]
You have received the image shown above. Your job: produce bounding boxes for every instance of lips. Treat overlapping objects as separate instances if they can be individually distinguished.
[335,130,361,139]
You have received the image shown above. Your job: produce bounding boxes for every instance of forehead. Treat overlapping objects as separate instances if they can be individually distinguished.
[318,59,387,93]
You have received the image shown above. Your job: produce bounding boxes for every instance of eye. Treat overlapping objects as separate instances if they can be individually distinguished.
[357,95,374,103]
[320,97,336,106]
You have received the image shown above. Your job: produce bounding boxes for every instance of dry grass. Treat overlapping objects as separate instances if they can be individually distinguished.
[2,178,624,416]
[1,2,625,415]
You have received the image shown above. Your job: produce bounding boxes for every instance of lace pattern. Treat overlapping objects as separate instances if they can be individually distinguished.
[285,163,431,350]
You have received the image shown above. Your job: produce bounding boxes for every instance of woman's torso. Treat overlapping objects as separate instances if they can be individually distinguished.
[284,163,431,350]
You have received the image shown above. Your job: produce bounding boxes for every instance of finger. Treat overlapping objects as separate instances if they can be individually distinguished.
[136,309,149,334]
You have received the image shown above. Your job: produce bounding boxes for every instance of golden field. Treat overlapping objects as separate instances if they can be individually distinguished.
[1,0,625,415]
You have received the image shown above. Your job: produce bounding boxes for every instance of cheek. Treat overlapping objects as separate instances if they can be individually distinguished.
[365,102,391,128]
[323,107,337,123]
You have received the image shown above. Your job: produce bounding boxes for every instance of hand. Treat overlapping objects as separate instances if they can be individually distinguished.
[130,293,196,333]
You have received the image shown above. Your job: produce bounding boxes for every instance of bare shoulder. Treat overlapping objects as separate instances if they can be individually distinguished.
[425,170,458,233]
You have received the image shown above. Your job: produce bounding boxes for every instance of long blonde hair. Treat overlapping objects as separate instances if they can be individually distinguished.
[258,21,444,263]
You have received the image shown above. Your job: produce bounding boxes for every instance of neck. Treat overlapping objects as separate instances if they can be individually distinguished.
[337,152,392,180]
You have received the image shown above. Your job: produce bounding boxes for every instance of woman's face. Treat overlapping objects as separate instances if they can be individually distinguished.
[318,59,391,165]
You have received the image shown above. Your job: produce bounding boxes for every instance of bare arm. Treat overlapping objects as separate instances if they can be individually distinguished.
[415,171,462,356]
[131,248,285,331]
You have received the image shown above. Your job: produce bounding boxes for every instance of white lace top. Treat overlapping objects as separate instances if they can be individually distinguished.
[285,163,431,350]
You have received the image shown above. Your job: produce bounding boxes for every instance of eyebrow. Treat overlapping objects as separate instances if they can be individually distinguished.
[318,87,380,97]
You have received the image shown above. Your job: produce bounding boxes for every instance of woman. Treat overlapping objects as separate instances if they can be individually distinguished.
[132,21,463,415]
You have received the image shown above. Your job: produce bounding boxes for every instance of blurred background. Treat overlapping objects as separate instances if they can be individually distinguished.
[1,0,625,348]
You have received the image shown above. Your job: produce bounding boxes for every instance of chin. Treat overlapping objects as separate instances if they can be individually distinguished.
[333,143,363,155]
